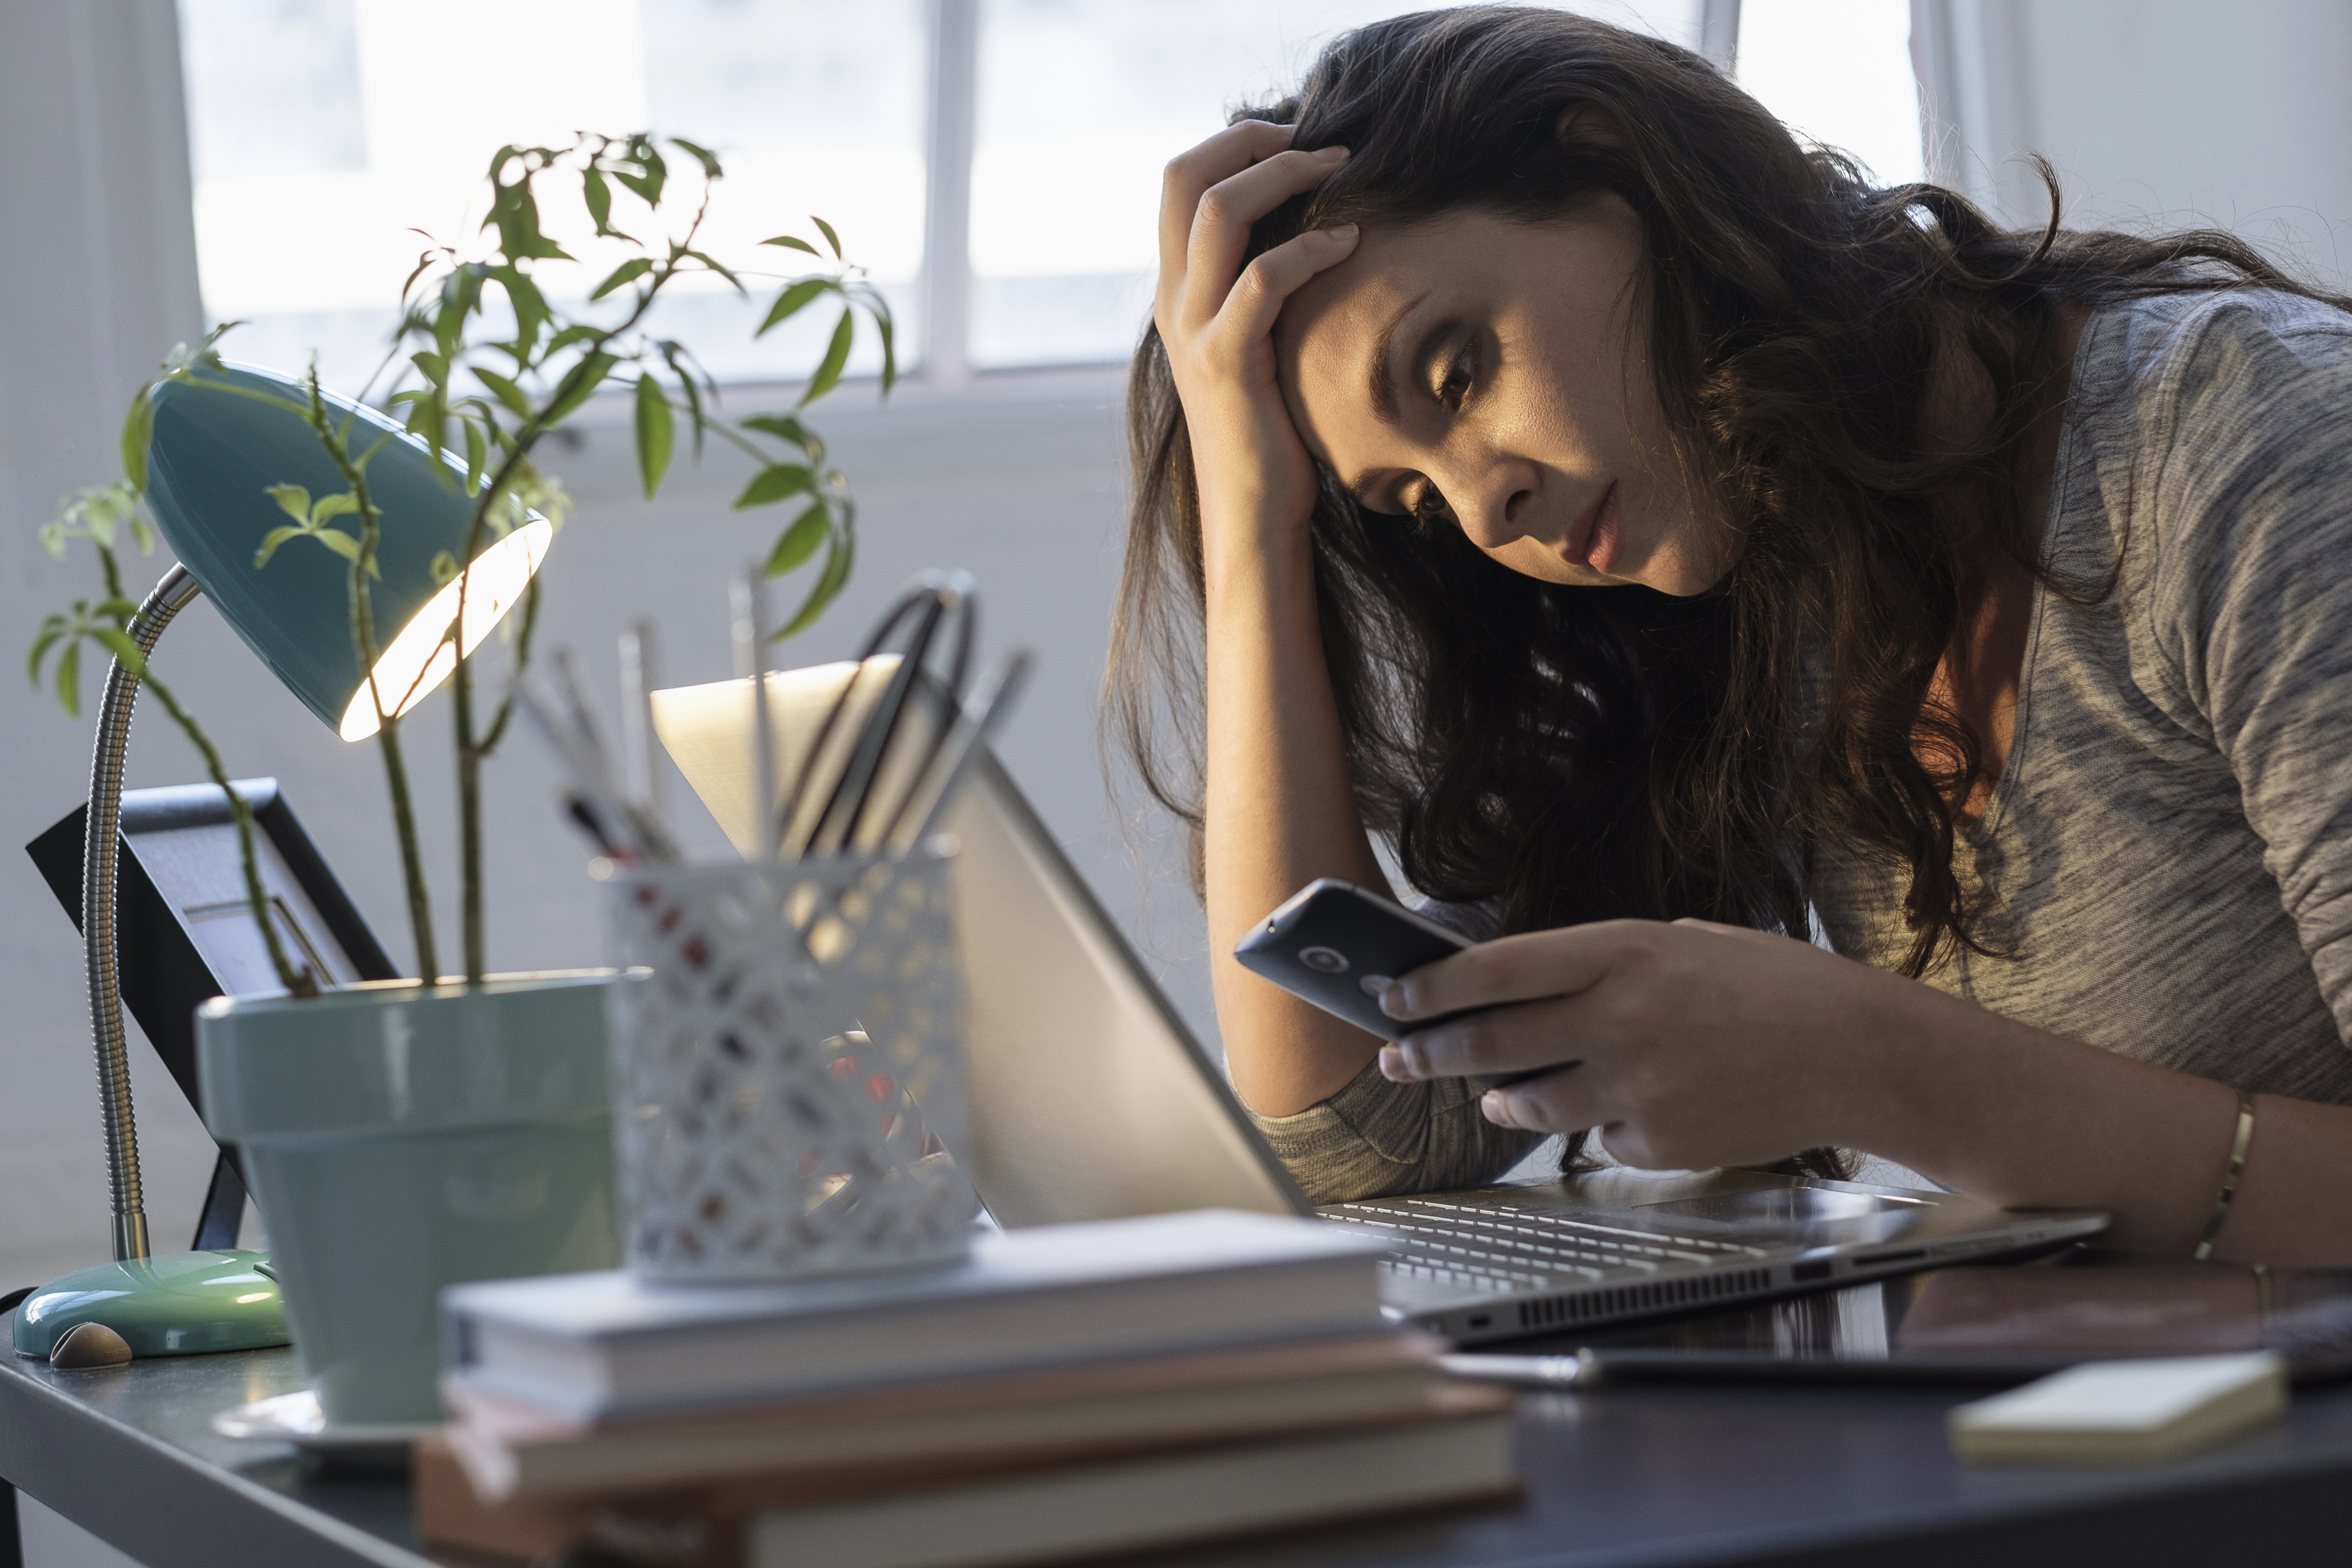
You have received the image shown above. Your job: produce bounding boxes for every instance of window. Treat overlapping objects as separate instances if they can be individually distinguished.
[179,0,924,392]
[1735,0,1924,187]
[176,0,1919,391]
[964,0,1703,371]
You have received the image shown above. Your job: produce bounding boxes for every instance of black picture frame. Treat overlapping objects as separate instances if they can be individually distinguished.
[26,779,399,1252]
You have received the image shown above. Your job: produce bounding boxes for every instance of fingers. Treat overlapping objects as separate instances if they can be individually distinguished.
[1379,995,1585,1085]
[1179,146,1352,321]
[1204,223,1361,350]
[1481,1070,1608,1136]
[1382,921,1649,1023]
[1159,119,1295,278]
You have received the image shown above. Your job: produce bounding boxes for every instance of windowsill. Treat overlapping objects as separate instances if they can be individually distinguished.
[552,358,1130,435]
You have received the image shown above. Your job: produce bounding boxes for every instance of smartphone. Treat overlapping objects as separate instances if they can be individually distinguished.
[1231,879,1556,1089]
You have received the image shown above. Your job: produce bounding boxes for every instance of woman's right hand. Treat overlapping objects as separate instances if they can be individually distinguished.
[1155,121,1359,557]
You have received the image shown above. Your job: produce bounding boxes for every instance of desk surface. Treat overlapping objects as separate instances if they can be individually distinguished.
[6,1322,2352,1568]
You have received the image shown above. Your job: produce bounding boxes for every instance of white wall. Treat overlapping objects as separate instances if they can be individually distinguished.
[0,0,1206,1292]
[0,0,218,1291]
[1915,0,2352,284]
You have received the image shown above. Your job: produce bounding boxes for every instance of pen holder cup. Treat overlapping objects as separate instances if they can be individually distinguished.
[603,845,978,1284]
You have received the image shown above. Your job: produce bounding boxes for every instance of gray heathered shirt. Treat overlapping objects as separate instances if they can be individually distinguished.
[1251,287,2352,1204]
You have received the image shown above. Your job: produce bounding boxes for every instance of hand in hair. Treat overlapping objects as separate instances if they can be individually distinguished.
[1155,118,1361,556]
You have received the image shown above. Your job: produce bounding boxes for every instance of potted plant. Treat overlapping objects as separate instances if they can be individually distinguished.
[29,132,894,1422]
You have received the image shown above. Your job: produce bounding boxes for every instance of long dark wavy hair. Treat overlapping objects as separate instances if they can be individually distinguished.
[1108,6,2343,1172]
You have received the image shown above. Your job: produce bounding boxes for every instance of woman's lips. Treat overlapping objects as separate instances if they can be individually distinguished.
[1560,481,1621,575]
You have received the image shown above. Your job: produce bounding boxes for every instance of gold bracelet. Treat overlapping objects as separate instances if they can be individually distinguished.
[2192,1089,2257,1262]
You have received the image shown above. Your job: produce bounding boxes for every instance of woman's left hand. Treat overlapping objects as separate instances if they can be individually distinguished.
[1375,918,1926,1168]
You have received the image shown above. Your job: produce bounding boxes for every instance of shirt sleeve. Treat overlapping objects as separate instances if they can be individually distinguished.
[1239,894,1540,1203]
[2146,301,2352,1045]
[1245,1059,1546,1204]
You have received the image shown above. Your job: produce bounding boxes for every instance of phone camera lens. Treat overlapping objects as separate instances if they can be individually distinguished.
[1298,946,1349,974]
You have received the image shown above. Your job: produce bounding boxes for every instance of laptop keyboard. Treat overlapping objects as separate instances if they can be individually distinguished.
[1322,1197,1771,1296]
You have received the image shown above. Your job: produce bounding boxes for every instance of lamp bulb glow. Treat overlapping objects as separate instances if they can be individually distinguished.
[338,519,553,742]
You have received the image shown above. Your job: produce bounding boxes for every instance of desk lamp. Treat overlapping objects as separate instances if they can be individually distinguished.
[11,363,550,1363]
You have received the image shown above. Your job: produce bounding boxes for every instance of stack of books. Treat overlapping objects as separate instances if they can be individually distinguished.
[417,1208,1518,1567]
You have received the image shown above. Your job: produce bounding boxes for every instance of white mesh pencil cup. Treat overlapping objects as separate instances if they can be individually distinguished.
[603,846,977,1282]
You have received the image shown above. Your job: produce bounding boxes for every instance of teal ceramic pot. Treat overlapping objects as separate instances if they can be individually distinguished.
[197,972,618,1425]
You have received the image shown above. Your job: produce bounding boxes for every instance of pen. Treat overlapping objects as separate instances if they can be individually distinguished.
[803,590,952,857]
[1437,1352,1594,1389]
[618,620,663,824]
[886,650,1033,850]
[730,568,780,860]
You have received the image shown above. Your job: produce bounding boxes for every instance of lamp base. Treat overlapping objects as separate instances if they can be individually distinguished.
[10,1248,289,1360]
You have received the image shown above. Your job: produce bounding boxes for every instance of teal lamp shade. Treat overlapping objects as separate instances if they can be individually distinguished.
[143,362,550,741]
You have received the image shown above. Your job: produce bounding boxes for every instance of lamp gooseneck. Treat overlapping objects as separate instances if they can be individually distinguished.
[84,564,200,1263]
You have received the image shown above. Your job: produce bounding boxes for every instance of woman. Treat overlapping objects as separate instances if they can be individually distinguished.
[1111,6,2352,1262]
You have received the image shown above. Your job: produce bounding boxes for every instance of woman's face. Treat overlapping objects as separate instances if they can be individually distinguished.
[1273,201,1735,596]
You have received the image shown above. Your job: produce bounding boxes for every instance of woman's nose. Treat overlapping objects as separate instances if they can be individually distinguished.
[1451,463,1538,551]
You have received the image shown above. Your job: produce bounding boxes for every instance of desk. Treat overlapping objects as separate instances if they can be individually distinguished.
[4,1330,2349,1568]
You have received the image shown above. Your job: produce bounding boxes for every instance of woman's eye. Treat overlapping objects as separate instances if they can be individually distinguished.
[1436,344,1476,412]
[1409,482,1453,524]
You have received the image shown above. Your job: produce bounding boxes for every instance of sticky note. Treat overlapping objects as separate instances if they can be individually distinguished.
[1948,1352,2286,1465]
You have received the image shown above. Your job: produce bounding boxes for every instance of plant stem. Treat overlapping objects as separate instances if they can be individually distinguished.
[454,640,486,982]
[142,666,318,999]
[444,230,688,984]
[306,376,440,983]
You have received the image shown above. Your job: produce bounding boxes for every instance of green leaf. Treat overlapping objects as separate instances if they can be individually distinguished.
[757,278,831,337]
[121,385,153,491]
[812,215,842,259]
[875,303,897,395]
[27,621,64,688]
[543,352,619,425]
[762,234,821,255]
[732,463,814,510]
[312,529,371,570]
[463,417,487,495]
[740,413,812,447]
[613,140,667,207]
[435,293,466,361]
[473,366,531,419]
[659,340,707,457]
[94,596,139,624]
[589,257,653,301]
[55,640,79,718]
[37,522,65,560]
[582,166,631,239]
[685,249,742,292]
[634,373,674,499]
[89,626,146,674]
[763,502,827,577]
[265,484,312,524]
[799,309,855,406]
[252,524,304,568]
[671,136,722,179]
[500,269,553,362]
[410,348,449,388]
[776,530,854,639]
[429,550,459,586]
[399,247,438,306]
[546,324,603,354]
[309,491,360,525]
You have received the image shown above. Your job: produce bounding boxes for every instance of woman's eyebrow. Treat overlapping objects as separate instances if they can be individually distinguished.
[1365,291,1432,426]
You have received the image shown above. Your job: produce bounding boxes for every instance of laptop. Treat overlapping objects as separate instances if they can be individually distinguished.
[651,665,2109,1346]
